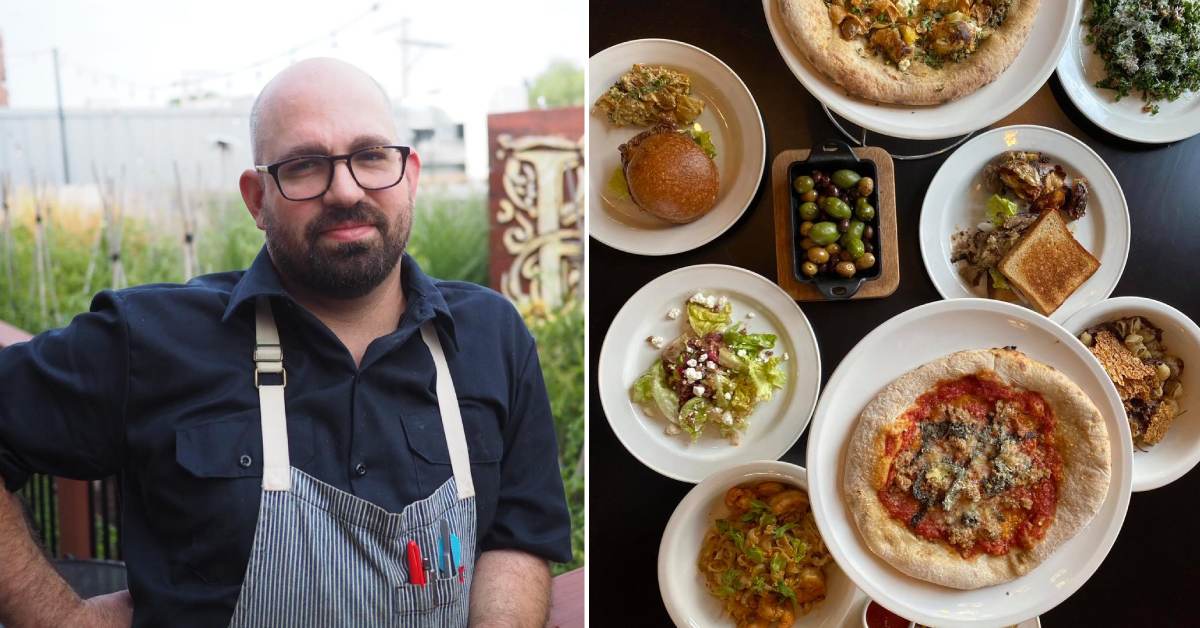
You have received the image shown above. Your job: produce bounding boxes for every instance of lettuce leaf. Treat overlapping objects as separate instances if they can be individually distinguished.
[723,327,777,356]
[988,267,1010,290]
[631,362,679,421]
[746,356,787,402]
[686,123,717,159]
[986,194,1018,227]
[687,301,732,337]
[678,397,717,441]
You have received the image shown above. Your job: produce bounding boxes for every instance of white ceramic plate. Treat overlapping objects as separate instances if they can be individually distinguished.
[596,264,821,482]
[659,461,861,628]
[762,0,1080,140]
[588,39,766,256]
[1063,297,1200,491]
[1057,1,1200,144]
[806,298,1132,627]
[918,125,1130,324]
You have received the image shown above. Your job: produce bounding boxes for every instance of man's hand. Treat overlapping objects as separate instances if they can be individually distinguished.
[468,549,551,628]
[61,591,134,628]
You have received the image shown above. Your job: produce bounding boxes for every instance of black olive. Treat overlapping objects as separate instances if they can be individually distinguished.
[837,218,850,232]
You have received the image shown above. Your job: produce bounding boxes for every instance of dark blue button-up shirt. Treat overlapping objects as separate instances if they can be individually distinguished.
[0,248,572,626]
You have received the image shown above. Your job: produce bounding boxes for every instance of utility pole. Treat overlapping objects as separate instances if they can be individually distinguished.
[52,48,70,184]
[379,18,448,99]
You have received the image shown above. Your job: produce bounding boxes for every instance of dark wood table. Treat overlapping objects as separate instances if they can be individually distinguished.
[589,2,1200,626]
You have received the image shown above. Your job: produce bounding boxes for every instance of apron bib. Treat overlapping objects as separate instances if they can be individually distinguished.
[228,297,476,627]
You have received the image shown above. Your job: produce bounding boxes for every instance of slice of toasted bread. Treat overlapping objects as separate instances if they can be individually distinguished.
[997,209,1100,315]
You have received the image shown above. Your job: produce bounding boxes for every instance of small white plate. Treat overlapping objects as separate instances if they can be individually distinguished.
[588,39,766,256]
[1057,1,1200,144]
[596,264,821,482]
[762,0,1080,140]
[1063,297,1200,491]
[807,298,1132,628]
[659,461,861,628]
[918,125,1130,324]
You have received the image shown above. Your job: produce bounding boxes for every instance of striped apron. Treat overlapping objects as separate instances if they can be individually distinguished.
[227,296,476,627]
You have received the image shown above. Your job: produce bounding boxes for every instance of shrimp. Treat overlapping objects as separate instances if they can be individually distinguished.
[725,487,755,511]
[753,481,786,497]
[766,490,809,516]
[756,597,797,627]
[796,567,827,602]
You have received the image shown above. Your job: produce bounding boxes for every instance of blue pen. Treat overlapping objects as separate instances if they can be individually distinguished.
[438,520,454,578]
[450,532,463,583]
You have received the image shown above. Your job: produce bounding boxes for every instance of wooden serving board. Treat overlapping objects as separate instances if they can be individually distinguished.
[772,146,900,301]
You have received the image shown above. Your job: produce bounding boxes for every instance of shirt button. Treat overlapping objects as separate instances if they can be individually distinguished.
[354,463,368,477]
[239,454,253,468]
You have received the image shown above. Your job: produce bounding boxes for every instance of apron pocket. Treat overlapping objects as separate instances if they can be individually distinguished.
[393,577,464,615]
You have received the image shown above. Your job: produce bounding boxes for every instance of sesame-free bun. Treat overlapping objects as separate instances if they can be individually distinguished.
[619,125,719,224]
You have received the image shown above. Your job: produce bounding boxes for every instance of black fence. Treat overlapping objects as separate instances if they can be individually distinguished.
[19,474,123,560]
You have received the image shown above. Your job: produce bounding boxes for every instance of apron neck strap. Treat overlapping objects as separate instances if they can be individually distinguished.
[255,296,292,491]
[252,297,474,500]
[419,322,475,500]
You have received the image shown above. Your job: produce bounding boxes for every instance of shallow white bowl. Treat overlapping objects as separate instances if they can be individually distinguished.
[1063,296,1200,491]
[659,461,861,628]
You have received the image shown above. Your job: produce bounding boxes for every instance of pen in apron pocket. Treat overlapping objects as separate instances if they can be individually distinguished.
[406,540,426,586]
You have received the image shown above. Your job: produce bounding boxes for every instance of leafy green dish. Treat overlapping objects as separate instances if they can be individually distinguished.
[1085,0,1200,114]
[631,292,788,444]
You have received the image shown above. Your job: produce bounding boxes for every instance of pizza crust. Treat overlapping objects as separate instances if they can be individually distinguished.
[780,0,1041,105]
[844,348,1110,589]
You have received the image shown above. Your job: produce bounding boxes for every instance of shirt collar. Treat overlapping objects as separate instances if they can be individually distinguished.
[222,246,459,352]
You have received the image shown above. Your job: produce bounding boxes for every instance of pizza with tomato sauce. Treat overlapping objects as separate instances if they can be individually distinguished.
[844,348,1110,589]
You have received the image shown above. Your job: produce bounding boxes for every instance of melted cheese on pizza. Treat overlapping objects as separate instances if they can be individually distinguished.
[876,374,1061,557]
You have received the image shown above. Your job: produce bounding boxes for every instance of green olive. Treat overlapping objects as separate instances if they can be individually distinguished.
[793,175,815,195]
[799,237,817,250]
[807,247,830,264]
[835,261,857,278]
[855,252,877,270]
[825,243,841,257]
[799,221,814,236]
[799,201,819,221]
[832,169,862,190]
[820,196,852,220]
[841,236,865,260]
[801,261,819,277]
[801,190,818,203]
[809,221,840,245]
[847,219,865,240]
[856,176,874,198]
[854,198,876,221]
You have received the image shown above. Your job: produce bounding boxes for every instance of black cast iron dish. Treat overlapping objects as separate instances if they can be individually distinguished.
[788,140,882,299]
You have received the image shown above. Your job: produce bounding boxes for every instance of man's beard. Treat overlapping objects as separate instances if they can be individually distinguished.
[264,201,409,299]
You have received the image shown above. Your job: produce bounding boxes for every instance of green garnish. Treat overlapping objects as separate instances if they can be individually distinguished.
[745,546,765,564]
[777,581,797,603]
[989,267,1010,290]
[986,194,1019,227]
[1085,0,1200,115]
[686,123,718,159]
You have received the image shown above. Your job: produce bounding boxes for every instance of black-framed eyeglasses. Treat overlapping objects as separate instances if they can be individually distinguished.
[255,145,411,201]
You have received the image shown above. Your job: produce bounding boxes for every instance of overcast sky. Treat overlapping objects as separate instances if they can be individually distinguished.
[1,0,587,178]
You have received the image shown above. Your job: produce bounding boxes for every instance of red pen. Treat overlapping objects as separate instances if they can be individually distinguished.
[406,540,426,586]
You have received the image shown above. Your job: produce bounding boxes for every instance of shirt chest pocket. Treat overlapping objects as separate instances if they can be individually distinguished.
[400,406,502,502]
[167,410,314,586]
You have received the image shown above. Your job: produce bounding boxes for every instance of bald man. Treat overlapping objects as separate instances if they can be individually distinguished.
[0,59,572,627]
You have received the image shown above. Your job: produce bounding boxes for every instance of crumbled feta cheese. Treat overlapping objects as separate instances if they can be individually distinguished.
[746,311,756,319]
[665,424,681,436]
[717,295,729,308]
[736,349,747,357]
[706,361,717,370]
[686,359,698,368]
[693,385,706,397]
[705,295,717,308]
[783,352,790,361]
[698,353,708,362]
[684,367,702,382]
[725,392,733,400]
[721,411,734,426]
[689,291,707,305]
[666,307,681,320]
[647,335,664,349]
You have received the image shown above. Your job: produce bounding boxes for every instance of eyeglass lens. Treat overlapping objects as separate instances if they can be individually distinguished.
[277,147,406,199]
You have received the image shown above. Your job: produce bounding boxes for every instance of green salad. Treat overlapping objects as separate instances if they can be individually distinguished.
[631,292,788,444]
[1085,0,1200,114]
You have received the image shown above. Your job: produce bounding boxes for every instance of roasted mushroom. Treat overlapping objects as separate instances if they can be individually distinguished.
[1062,179,1089,221]
[870,27,915,67]
[989,152,1044,201]
[840,13,868,39]
[929,12,982,57]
